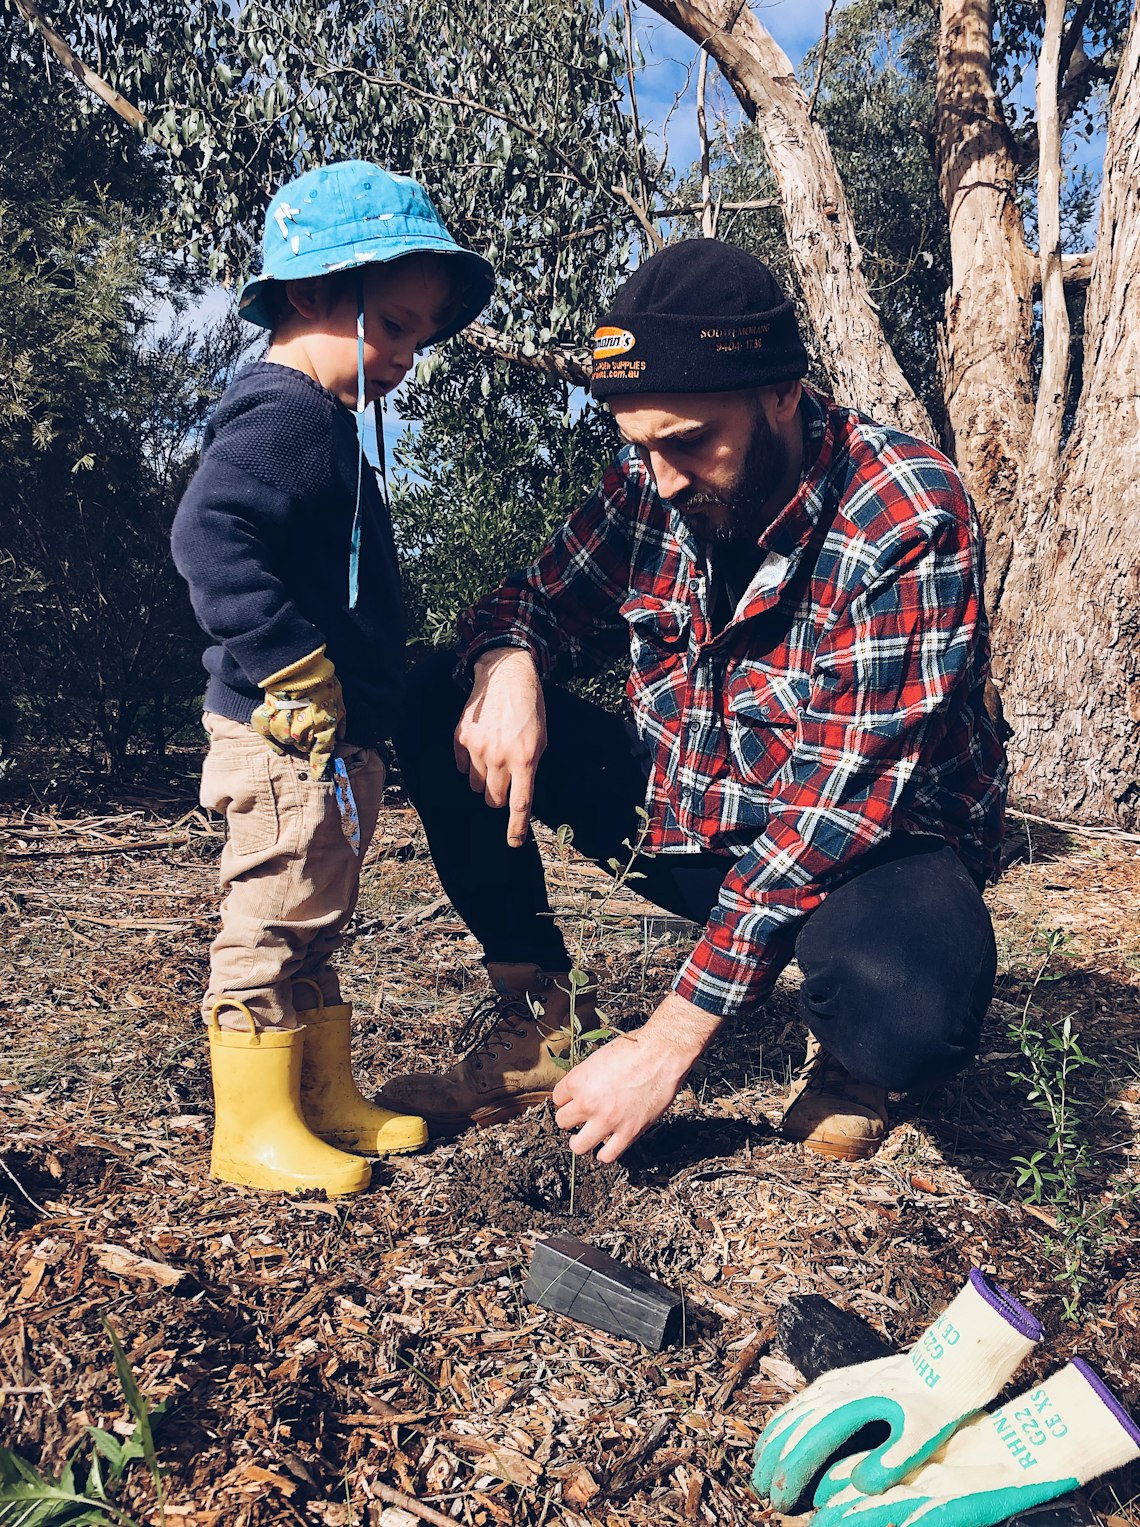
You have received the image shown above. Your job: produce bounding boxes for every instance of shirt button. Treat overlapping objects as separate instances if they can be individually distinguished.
[688,718,700,733]
[689,578,700,592]
[760,705,770,717]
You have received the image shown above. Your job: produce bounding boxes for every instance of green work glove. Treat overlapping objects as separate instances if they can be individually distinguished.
[251,645,345,780]
[811,1359,1140,1527]
[752,1271,1043,1508]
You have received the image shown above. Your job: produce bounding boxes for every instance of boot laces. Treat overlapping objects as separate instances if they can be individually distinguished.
[792,1037,849,1095]
[455,987,544,1062]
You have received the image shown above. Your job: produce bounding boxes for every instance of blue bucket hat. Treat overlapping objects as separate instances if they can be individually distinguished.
[238,160,494,340]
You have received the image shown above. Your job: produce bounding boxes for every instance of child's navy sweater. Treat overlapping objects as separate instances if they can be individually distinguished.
[172,362,405,747]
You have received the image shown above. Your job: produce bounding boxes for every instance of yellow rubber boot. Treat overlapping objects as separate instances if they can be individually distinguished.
[294,983,428,1157]
[207,1001,370,1195]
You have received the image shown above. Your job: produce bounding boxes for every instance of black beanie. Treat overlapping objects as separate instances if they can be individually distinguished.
[589,239,809,400]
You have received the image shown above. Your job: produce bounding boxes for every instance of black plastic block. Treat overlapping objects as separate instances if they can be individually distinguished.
[526,1234,683,1351]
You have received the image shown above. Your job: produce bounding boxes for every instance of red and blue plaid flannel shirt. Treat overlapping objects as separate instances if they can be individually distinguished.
[457,388,1007,1018]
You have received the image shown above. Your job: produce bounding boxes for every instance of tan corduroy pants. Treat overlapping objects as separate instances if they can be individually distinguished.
[199,713,385,1031]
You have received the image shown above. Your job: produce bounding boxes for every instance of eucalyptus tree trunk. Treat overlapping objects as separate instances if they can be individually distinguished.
[989,8,1140,826]
[932,0,1036,606]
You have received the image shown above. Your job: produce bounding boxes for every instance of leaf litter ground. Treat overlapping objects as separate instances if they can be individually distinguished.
[2,766,1139,1526]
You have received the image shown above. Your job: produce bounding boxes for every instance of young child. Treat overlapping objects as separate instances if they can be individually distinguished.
[172,160,494,1196]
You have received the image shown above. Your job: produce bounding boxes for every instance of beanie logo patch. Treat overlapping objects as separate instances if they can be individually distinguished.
[593,326,636,359]
[699,321,770,354]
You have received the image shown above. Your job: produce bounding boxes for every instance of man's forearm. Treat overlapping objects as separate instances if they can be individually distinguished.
[643,989,726,1074]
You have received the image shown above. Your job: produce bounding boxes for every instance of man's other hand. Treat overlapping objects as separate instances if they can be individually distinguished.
[454,647,547,847]
[552,992,724,1162]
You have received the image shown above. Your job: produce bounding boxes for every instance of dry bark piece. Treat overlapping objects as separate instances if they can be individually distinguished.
[714,1321,777,1410]
[775,1293,897,1380]
[94,1243,188,1288]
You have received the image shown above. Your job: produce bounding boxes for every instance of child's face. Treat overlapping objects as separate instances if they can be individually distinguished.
[287,260,452,408]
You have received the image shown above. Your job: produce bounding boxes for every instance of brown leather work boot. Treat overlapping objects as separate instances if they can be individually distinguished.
[374,963,597,1135]
[780,1033,889,1160]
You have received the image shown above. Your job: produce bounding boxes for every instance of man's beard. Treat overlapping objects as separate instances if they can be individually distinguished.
[674,404,787,550]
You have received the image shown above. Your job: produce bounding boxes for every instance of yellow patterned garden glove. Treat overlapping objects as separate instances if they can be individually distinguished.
[251,645,345,779]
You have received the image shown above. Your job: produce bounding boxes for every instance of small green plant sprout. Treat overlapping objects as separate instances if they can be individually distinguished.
[0,1320,167,1525]
[543,809,652,1071]
[1005,926,1134,1320]
[536,809,652,1212]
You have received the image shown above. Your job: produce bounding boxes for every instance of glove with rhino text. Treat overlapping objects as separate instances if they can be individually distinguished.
[251,645,345,780]
[810,1359,1140,1527]
[752,1270,1043,1509]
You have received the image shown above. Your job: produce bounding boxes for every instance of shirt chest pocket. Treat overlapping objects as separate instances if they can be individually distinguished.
[725,667,809,785]
[622,595,691,718]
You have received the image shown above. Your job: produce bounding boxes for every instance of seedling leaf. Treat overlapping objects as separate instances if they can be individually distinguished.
[101,1321,163,1517]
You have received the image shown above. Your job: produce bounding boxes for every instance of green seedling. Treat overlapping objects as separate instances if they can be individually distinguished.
[0,1321,167,1525]
[1006,927,1136,1319]
[539,809,651,1213]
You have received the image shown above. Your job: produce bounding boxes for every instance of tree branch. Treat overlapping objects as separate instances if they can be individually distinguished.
[12,0,152,136]
[622,0,654,222]
[1027,0,1071,478]
[1058,0,1095,88]
[462,323,591,387]
[696,46,716,237]
[807,0,838,121]
[660,196,779,215]
[611,178,665,249]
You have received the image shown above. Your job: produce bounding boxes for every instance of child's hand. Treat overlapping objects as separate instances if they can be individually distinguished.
[252,645,345,779]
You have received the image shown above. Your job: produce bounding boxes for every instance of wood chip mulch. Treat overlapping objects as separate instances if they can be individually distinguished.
[2,776,1138,1526]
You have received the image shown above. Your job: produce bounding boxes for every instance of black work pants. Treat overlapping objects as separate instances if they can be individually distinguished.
[394,651,997,1091]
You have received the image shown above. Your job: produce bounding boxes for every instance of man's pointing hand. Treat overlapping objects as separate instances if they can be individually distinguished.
[454,647,547,847]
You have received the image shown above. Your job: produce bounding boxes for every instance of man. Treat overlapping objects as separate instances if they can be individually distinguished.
[378,240,1005,1163]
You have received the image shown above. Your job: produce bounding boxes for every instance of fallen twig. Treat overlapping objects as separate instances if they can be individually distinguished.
[1006,806,1140,844]
[714,1319,777,1411]
[374,1482,457,1527]
[0,1153,49,1215]
[4,834,192,859]
[95,1242,190,1288]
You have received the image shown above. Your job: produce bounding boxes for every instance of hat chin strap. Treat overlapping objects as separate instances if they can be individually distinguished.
[348,273,366,609]
[348,271,391,612]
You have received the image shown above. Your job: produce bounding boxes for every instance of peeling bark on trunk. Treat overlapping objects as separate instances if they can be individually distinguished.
[639,0,934,441]
[994,7,1140,827]
[1027,0,1071,483]
[933,0,1036,609]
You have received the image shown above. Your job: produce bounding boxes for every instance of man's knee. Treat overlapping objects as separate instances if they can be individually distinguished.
[794,856,997,1090]
[797,939,989,1089]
